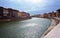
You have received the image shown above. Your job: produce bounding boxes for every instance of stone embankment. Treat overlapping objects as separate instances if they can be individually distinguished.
[41,18,60,38]
[44,23,60,38]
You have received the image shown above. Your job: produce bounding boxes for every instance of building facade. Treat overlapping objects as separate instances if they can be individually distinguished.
[0,7,4,18]
[56,9,60,17]
[0,7,30,20]
[43,13,48,18]
[51,12,56,17]
[0,7,9,19]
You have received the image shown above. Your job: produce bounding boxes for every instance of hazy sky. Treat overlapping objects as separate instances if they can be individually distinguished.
[0,0,60,15]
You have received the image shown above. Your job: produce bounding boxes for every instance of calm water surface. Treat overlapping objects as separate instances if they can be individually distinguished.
[0,18,51,38]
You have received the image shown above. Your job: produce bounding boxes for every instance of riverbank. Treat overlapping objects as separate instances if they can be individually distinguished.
[41,18,60,38]
[44,23,60,38]
[0,17,32,22]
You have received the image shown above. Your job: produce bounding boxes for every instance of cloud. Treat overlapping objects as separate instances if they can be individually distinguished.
[9,0,22,3]
[0,0,59,15]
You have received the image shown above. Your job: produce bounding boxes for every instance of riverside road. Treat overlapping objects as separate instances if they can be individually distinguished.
[0,18,51,38]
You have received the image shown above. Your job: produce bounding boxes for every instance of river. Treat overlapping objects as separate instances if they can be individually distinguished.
[0,18,51,38]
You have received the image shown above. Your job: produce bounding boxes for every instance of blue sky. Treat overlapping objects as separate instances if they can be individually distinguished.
[0,0,60,15]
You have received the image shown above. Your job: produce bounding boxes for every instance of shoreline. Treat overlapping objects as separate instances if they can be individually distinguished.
[41,18,59,38]
[0,17,32,22]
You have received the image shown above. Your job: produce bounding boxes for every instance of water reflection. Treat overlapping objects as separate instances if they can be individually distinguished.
[0,18,51,38]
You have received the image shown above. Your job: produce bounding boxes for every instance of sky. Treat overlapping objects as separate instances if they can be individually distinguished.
[0,0,60,15]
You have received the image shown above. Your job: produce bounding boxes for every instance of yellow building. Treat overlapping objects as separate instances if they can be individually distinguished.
[18,12,22,17]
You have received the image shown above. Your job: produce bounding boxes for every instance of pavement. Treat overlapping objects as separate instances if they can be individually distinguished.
[44,23,60,38]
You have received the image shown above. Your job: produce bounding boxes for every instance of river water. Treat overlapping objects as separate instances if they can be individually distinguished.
[0,18,51,38]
